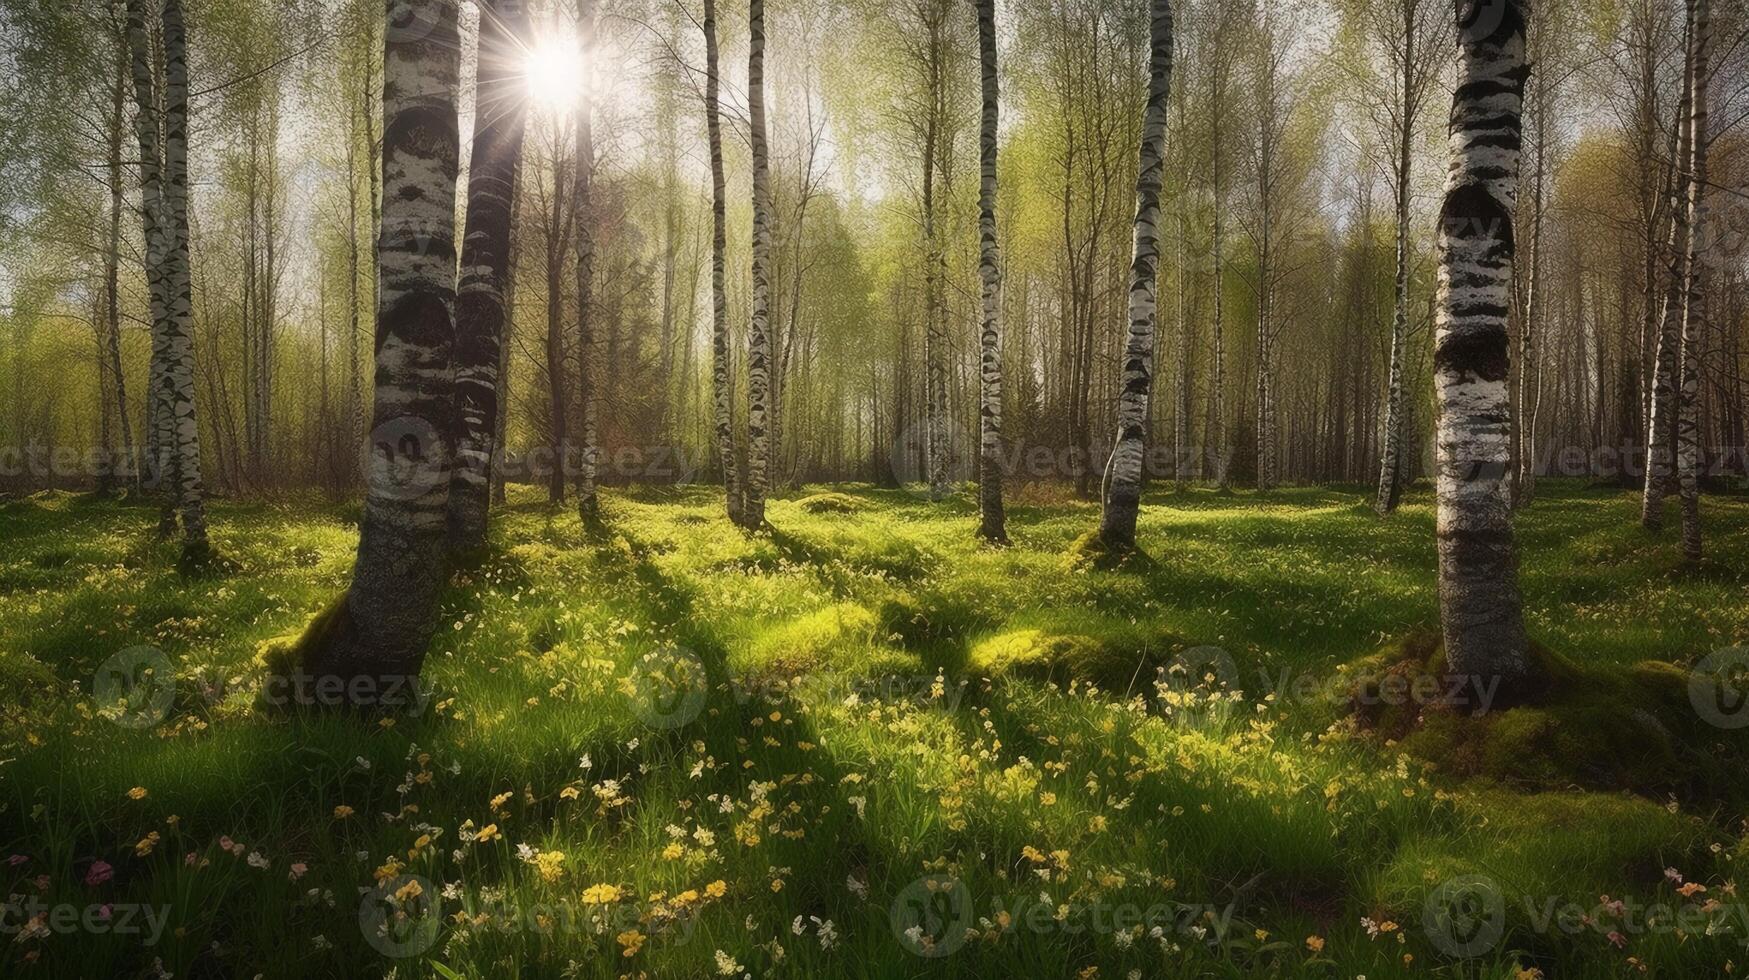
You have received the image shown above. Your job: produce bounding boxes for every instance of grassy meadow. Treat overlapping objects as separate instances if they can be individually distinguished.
[3,480,1748,978]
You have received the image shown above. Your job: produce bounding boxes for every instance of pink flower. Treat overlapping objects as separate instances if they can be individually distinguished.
[1607,931,1628,949]
[218,836,234,852]
[288,863,308,882]
[6,854,28,867]
[96,905,113,922]
[84,861,114,886]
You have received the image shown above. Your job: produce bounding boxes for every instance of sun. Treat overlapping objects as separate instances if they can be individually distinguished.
[524,36,585,114]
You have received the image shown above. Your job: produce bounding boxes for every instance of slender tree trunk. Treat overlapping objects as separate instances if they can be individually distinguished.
[1376,117,1414,513]
[347,97,366,471]
[125,0,173,530]
[1515,51,1547,509]
[1677,0,1711,561]
[923,11,948,501]
[106,26,134,490]
[493,165,522,508]
[294,0,462,703]
[1099,0,1173,548]
[975,0,1008,544]
[1434,0,1532,691]
[744,0,773,528]
[1643,4,1696,530]
[449,0,529,550]
[703,0,741,524]
[574,0,601,525]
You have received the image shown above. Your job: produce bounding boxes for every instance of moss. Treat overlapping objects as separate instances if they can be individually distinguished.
[876,590,994,649]
[1064,529,1152,572]
[1349,634,1749,804]
[793,492,871,515]
[966,627,1176,693]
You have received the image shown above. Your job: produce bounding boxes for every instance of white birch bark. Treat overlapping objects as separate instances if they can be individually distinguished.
[450,0,529,548]
[1642,3,1697,530]
[574,0,601,525]
[1433,0,1533,686]
[744,0,773,528]
[975,0,1007,544]
[1099,0,1174,547]
[297,0,462,700]
[703,0,742,526]
[1677,0,1711,562]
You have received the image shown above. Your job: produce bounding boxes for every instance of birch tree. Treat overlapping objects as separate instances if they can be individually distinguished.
[1676,0,1712,561]
[744,0,774,528]
[293,0,461,703]
[1099,0,1173,549]
[1433,0,1533,690]
[575,0,601,526]
[450,0,529,550]
[1351,0,1442,515]
[975,0,1008,544]
[1642,3,1697,530]
[125,0,210,561]
[704,0,742,525]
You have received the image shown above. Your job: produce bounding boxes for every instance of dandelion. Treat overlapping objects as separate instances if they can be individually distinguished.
[582,883,623,905]
[127,787,148,800]
[1305,935,1325,953]
[333,805,354,820]
[705,880,727,899]
[616,929,645,956]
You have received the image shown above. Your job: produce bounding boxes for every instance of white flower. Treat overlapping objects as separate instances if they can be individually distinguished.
[846,874,868,899]
[815,918,838,950]
[792,915,807,935]
[246,852,270,870]
[713,949,741,975]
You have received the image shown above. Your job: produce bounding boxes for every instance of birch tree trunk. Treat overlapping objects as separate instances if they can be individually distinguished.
[744,0,773,528]
[1514,45,1548,510]
[449,0,529,550]
[1376,100,1415,513]
[162,0,209,555]
[1099,0,1173,549]
[703,0,742,525]
[294,0,461,704]
[1677,0,1711,562]
[574,0,601,525]
[124,0,172,525]
[1434,0,1532,690]
[105,23,135,490]
[922,7,949,501]
[975,0,1008,544]
[1642,4,1696,530]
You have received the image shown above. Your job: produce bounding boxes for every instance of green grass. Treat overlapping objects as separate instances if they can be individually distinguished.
[2,481,1747,978]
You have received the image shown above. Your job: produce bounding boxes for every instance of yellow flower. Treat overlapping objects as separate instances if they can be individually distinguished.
[582,883,623,905]
[705,880,727,899]
[1040,792,1057,806]
[534,851,566,883]
[616,929,645,956]
[1254,929,1269,942]
[127,787,147,801]
[559,787,581,801]
[662,843,684,860]
[489,792,513,812]
[1305,935,1326,953]
[770,878,785,892]
[333,805,354,819]
[476,824,501,844]
[394,879,423,903]
[134,832,160,856]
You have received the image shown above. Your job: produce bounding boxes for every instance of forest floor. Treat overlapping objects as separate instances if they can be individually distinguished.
[3,480,1749,979]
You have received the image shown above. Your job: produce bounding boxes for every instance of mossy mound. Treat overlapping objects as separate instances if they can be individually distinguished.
[876,590,996,649]
[1347,634,1749,803]
[793,492,871,515]
[1064,529,1152,572]
[967,627,1177,693]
